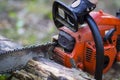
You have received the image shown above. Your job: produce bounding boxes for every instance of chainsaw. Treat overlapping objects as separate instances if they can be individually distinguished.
[0,0,120,80]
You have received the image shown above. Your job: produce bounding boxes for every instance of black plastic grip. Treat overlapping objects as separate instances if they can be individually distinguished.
[86,14,104,80]
[52,0,78,32]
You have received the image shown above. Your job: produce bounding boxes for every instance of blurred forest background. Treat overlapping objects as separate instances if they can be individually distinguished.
[0,0,119,46]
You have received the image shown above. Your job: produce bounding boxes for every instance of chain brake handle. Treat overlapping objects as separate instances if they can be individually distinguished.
[53,0,78,32]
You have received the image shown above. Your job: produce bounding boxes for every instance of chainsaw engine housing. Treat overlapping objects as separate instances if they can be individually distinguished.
[53,10,120,74]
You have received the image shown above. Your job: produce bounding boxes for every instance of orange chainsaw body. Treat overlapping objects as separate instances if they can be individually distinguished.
[53,10,120,74]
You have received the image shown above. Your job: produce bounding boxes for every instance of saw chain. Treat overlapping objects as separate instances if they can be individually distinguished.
[0,42,56,74]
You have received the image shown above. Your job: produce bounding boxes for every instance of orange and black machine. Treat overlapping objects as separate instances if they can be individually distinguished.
[51,0,120,80]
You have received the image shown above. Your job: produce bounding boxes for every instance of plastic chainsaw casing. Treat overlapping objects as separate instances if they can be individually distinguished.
[53,10,120,75]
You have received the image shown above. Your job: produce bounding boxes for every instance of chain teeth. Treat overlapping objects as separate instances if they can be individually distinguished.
[0,42,55,56]
[0,42,56,74]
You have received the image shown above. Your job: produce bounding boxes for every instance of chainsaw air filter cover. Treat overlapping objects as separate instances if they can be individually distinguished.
[58,30,75,52]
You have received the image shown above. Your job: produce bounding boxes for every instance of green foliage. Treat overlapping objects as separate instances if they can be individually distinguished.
[0,75,7,80]
[9,11,17,19]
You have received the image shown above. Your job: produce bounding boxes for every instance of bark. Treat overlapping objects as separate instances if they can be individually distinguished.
[10,58,95,80]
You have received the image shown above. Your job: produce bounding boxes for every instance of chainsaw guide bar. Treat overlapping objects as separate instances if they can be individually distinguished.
[0,42,56,74]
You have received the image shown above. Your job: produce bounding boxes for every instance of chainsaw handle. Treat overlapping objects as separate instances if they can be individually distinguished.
[86,14,104,80]
[52,0,78,32]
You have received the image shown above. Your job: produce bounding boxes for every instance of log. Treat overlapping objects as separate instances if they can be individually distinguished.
[0,36,95,80]
[10,58,95,80]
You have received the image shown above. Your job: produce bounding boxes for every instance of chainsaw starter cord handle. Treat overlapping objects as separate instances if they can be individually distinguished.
[86,14,104,80]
